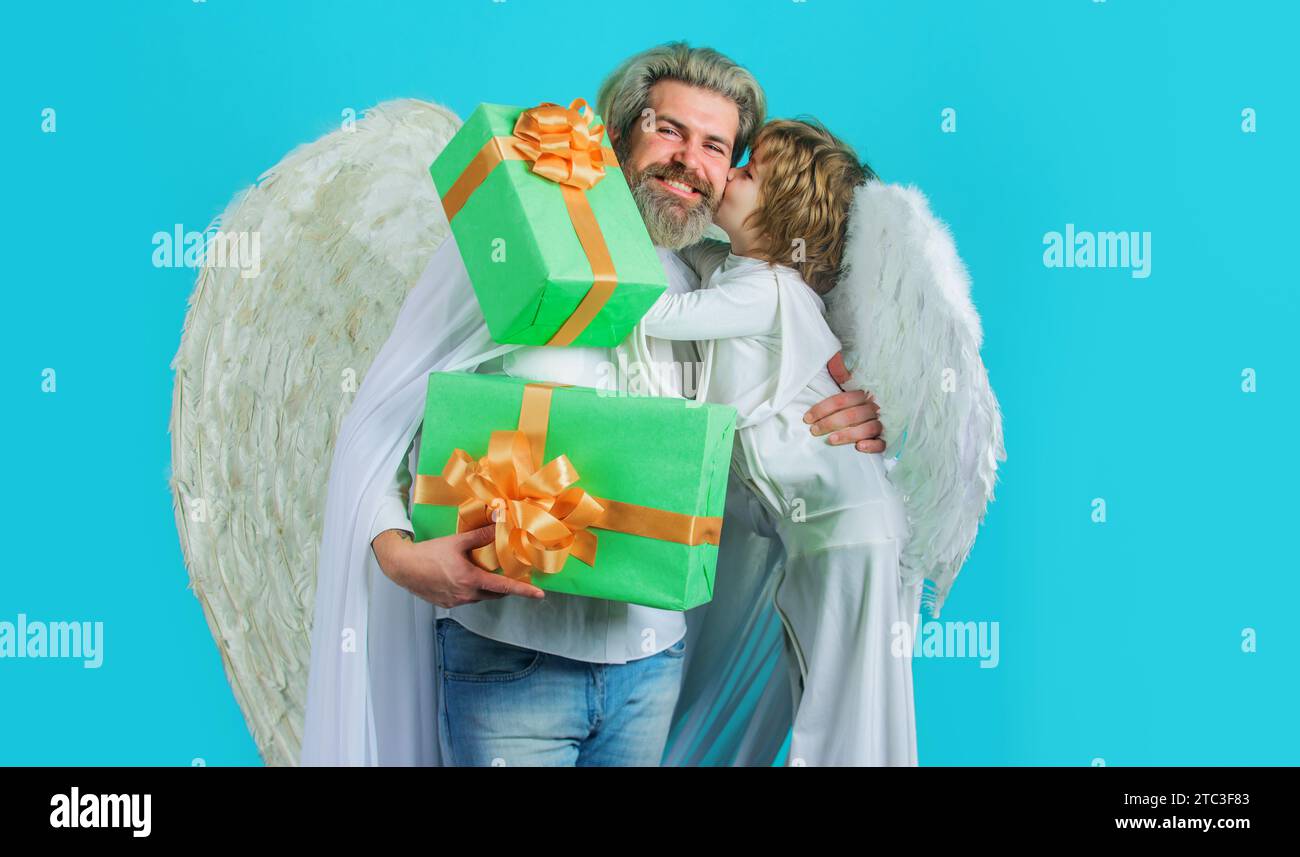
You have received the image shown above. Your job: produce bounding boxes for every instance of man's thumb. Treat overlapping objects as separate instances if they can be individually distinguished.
[827,351,852,389]
[458,523,496,549]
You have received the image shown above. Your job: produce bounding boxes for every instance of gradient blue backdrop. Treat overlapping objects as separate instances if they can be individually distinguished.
[2,0,1295,765]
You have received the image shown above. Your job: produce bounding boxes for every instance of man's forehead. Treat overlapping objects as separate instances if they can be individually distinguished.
[647,80,740,140]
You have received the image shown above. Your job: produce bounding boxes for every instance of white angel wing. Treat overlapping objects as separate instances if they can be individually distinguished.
[825,181,1006,618]
[168,99,462,765]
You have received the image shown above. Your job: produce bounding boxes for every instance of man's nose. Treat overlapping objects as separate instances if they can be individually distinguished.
[671,145,722,198]
[670,140,704,175]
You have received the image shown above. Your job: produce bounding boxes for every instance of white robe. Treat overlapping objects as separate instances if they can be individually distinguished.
[300,236,918,766]
[645,245,924,765]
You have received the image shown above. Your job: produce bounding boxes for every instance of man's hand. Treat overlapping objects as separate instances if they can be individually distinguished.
[803,351,886,453]
[371,525,545,608]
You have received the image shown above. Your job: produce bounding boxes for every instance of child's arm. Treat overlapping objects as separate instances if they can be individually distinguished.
[641,267,780,341]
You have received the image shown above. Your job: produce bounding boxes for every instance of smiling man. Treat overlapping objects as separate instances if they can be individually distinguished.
[615,78,735,248]
[302,42,887,767]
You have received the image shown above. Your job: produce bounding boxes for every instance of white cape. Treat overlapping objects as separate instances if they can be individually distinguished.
[168,97,801,767]
[300,236,800,765]
[171,98,996,766]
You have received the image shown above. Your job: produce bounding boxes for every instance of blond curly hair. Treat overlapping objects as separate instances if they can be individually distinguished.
[744,118,876,294]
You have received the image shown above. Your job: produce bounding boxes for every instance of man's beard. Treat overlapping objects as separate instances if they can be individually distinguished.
[620,148,720,250]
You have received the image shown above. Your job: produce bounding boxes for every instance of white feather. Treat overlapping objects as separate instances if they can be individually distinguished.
[825,182,1006,618]
[168,99,462,765]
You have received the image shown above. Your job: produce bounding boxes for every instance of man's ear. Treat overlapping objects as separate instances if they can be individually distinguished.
[608,125,621,146]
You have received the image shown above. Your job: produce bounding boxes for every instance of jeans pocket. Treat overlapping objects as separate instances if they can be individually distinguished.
[663,635,687,658]
[439,619,544,682]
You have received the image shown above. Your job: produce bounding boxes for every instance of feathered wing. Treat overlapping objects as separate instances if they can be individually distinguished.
[825,182,1006,618]
[168,99,463,765]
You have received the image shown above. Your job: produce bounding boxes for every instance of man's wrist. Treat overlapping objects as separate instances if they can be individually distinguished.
[371,528,415,580]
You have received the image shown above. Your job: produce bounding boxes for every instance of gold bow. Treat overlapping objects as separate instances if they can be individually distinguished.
[439,426,606,583]
[414,382,725,584]
[510,99,614,191]
[437,99,622,347]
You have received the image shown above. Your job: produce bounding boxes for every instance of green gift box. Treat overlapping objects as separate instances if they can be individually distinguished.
[429,100,668,348]
[410,371,736,611]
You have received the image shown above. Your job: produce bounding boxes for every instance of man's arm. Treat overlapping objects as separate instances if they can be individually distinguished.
[368,432,420,584]
[369,435,545,609]
[360,239,544,606]
[804,352,886,453]
[372,524,543,608]
[368,432,417,543]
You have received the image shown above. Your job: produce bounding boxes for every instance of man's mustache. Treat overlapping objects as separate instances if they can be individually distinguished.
[634,162,719,208]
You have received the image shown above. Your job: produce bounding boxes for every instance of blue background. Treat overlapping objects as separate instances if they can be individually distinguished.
[2,0,1295,765]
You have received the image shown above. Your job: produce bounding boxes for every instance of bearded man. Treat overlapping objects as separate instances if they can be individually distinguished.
[301,42,888,766]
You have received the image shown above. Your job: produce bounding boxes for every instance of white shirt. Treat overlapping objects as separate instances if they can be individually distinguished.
[369,244,703,664]
[641,244,906,544]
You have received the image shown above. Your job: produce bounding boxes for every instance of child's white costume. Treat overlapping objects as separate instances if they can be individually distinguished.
[663,184,1005,765]
[168,100,1004,767]
[641,243,922,765]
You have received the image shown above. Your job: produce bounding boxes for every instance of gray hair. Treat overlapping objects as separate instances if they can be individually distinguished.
[596,42,766,167]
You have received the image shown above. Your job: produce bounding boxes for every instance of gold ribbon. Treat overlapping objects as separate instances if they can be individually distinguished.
[413,382,723,584]
[439,99,622,347]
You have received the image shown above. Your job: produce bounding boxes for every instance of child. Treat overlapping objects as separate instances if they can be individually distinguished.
[640,119,924,765]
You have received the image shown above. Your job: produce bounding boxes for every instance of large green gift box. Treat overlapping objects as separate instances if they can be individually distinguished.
[410,371,737,611]
[429,100,668,348]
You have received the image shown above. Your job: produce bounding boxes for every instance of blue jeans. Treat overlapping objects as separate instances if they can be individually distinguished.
[436,617,686,766]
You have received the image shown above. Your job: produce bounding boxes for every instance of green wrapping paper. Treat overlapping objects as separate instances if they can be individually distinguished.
[410,371,737,611]
[429,101,668,347]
